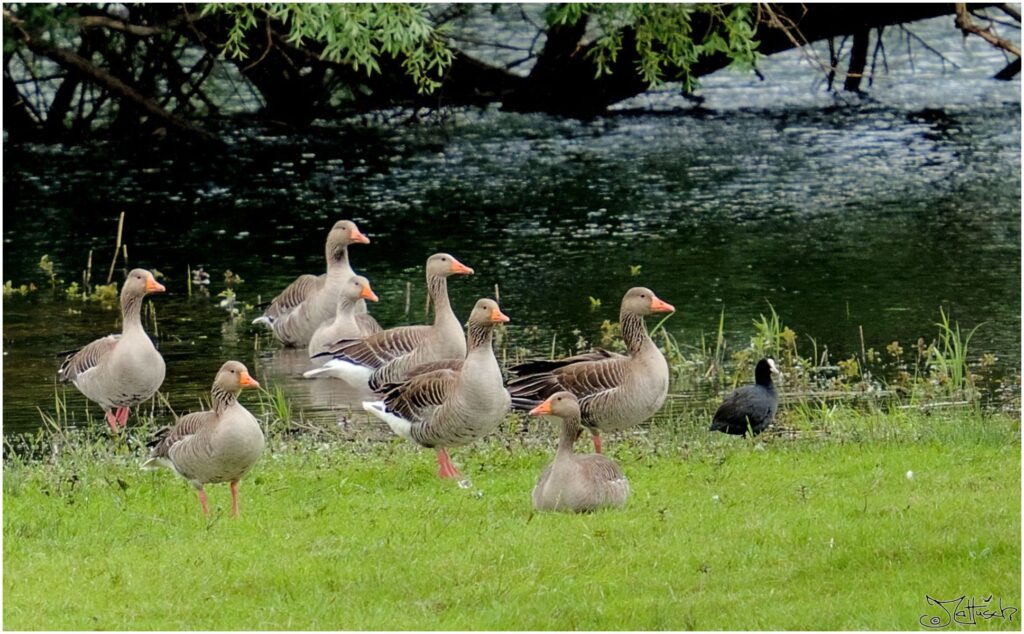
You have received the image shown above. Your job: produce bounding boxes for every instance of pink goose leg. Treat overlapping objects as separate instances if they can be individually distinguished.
[436,449,462,479]
[104,410,120,433]
[115,407,130,428]
[230,481,241,518]
[197,490,210,516]
[591,433,603,455]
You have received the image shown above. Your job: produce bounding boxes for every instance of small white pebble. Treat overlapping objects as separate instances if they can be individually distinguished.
[906,470,914,480]
[711,495,720,503]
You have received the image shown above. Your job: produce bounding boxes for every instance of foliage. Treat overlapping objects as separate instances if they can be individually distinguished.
[3,280,37,297]
[546,3,761,90]
[204,3,454,93]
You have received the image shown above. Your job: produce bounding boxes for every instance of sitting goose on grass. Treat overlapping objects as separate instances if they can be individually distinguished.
[59,268,166,432]
[530,391,630,513]
[508,287,675,454]
[253,220,372,347]
[307,275,381,363]
[362,299,511,480]
[142,361,264,517]
[305,253,473,391]
[709,357,780,436]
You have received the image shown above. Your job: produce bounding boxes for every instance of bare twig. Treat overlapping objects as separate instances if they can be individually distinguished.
[900,24,962,70]
[106,212,125,285]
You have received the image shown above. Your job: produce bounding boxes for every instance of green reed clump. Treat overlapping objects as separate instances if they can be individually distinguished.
[928,307,982,395]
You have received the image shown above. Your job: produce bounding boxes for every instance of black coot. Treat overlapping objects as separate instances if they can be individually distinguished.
[710,358,779,436]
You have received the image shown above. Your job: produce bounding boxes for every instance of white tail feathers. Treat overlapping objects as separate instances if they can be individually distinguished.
[303,359,373,387]
[251,315,272,328]
[140,455,175,472]
[363,400,413,440]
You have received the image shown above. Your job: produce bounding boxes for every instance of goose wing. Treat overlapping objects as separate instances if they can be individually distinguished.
[58,335,120,382]
[322,325,430,369]
[379,368,459,422]
[263,274,323,320]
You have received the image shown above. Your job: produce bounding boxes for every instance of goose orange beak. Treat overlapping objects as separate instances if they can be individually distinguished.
[239,372,260,389]
[360,284,379,302]
[529,398,553,416]
[650,296,674,313]
[491,308,510,323]
[145,276,166,293]
[450,258,474,275]
[351,228,370,244]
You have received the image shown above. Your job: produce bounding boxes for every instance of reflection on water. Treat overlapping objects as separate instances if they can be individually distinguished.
[3,18,1019,434]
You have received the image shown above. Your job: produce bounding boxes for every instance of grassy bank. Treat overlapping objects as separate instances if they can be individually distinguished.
[3,407,1019,630]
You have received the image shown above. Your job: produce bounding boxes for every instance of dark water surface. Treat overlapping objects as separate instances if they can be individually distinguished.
[3,21,1020,434]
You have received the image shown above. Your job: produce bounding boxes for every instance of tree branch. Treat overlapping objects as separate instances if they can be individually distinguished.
[955,3,1022,57]
[3,9,220,144]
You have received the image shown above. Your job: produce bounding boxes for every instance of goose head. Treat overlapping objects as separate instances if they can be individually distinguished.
[215,360,261,394]
[529,391,580,420]
[467,298,509,328]
[123,268,165,298]
[326,220,370,262]
[342,275,379,303]
[426,253,474,279]
[621,287,674,316]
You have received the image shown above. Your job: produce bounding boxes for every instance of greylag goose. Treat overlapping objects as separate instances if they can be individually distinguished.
[307,275,380,362]
[508,287,674,454]
[304,253,473,390]
[362,298,511,479]
[252,220,371,347]
[58,268,166,432]
[142,361,264,517]
[710,357,779,436]
[530,392,630,512]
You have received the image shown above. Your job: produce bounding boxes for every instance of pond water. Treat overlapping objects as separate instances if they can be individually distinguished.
[3,18,1020,435]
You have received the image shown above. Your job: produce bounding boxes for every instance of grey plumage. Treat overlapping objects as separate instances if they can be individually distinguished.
[531,392,630,513]
[317,253,473,391]
[307,275,381,361]
[142,361,264,517]
[59,268,166,430]
[363,299,511,479]
[254,220,371,347]
[508,287,674,452]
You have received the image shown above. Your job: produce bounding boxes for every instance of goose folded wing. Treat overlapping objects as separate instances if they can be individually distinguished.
[58,335,120,382]
[147,410,215,458]
[381,368,458,421]
[265,274,322,319]
[508,348,623,377]
[509,355,627,410]
[323,325,430,368]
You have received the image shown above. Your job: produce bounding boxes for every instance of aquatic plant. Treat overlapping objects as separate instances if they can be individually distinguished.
[3,281,37,297]
[928,307,983,394]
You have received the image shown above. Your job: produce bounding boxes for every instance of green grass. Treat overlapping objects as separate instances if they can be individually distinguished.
[4,406,1020,630]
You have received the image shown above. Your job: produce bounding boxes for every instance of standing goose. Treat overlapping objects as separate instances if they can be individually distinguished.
[59,268,166,432]
[304,253,473,390]
[307,275,381,362]
[142,361,264,517]
[710,357,779,436]
[253,220,371,347]
[530,392,630,512]
[362,299,511,479]
[508,287,674,454]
